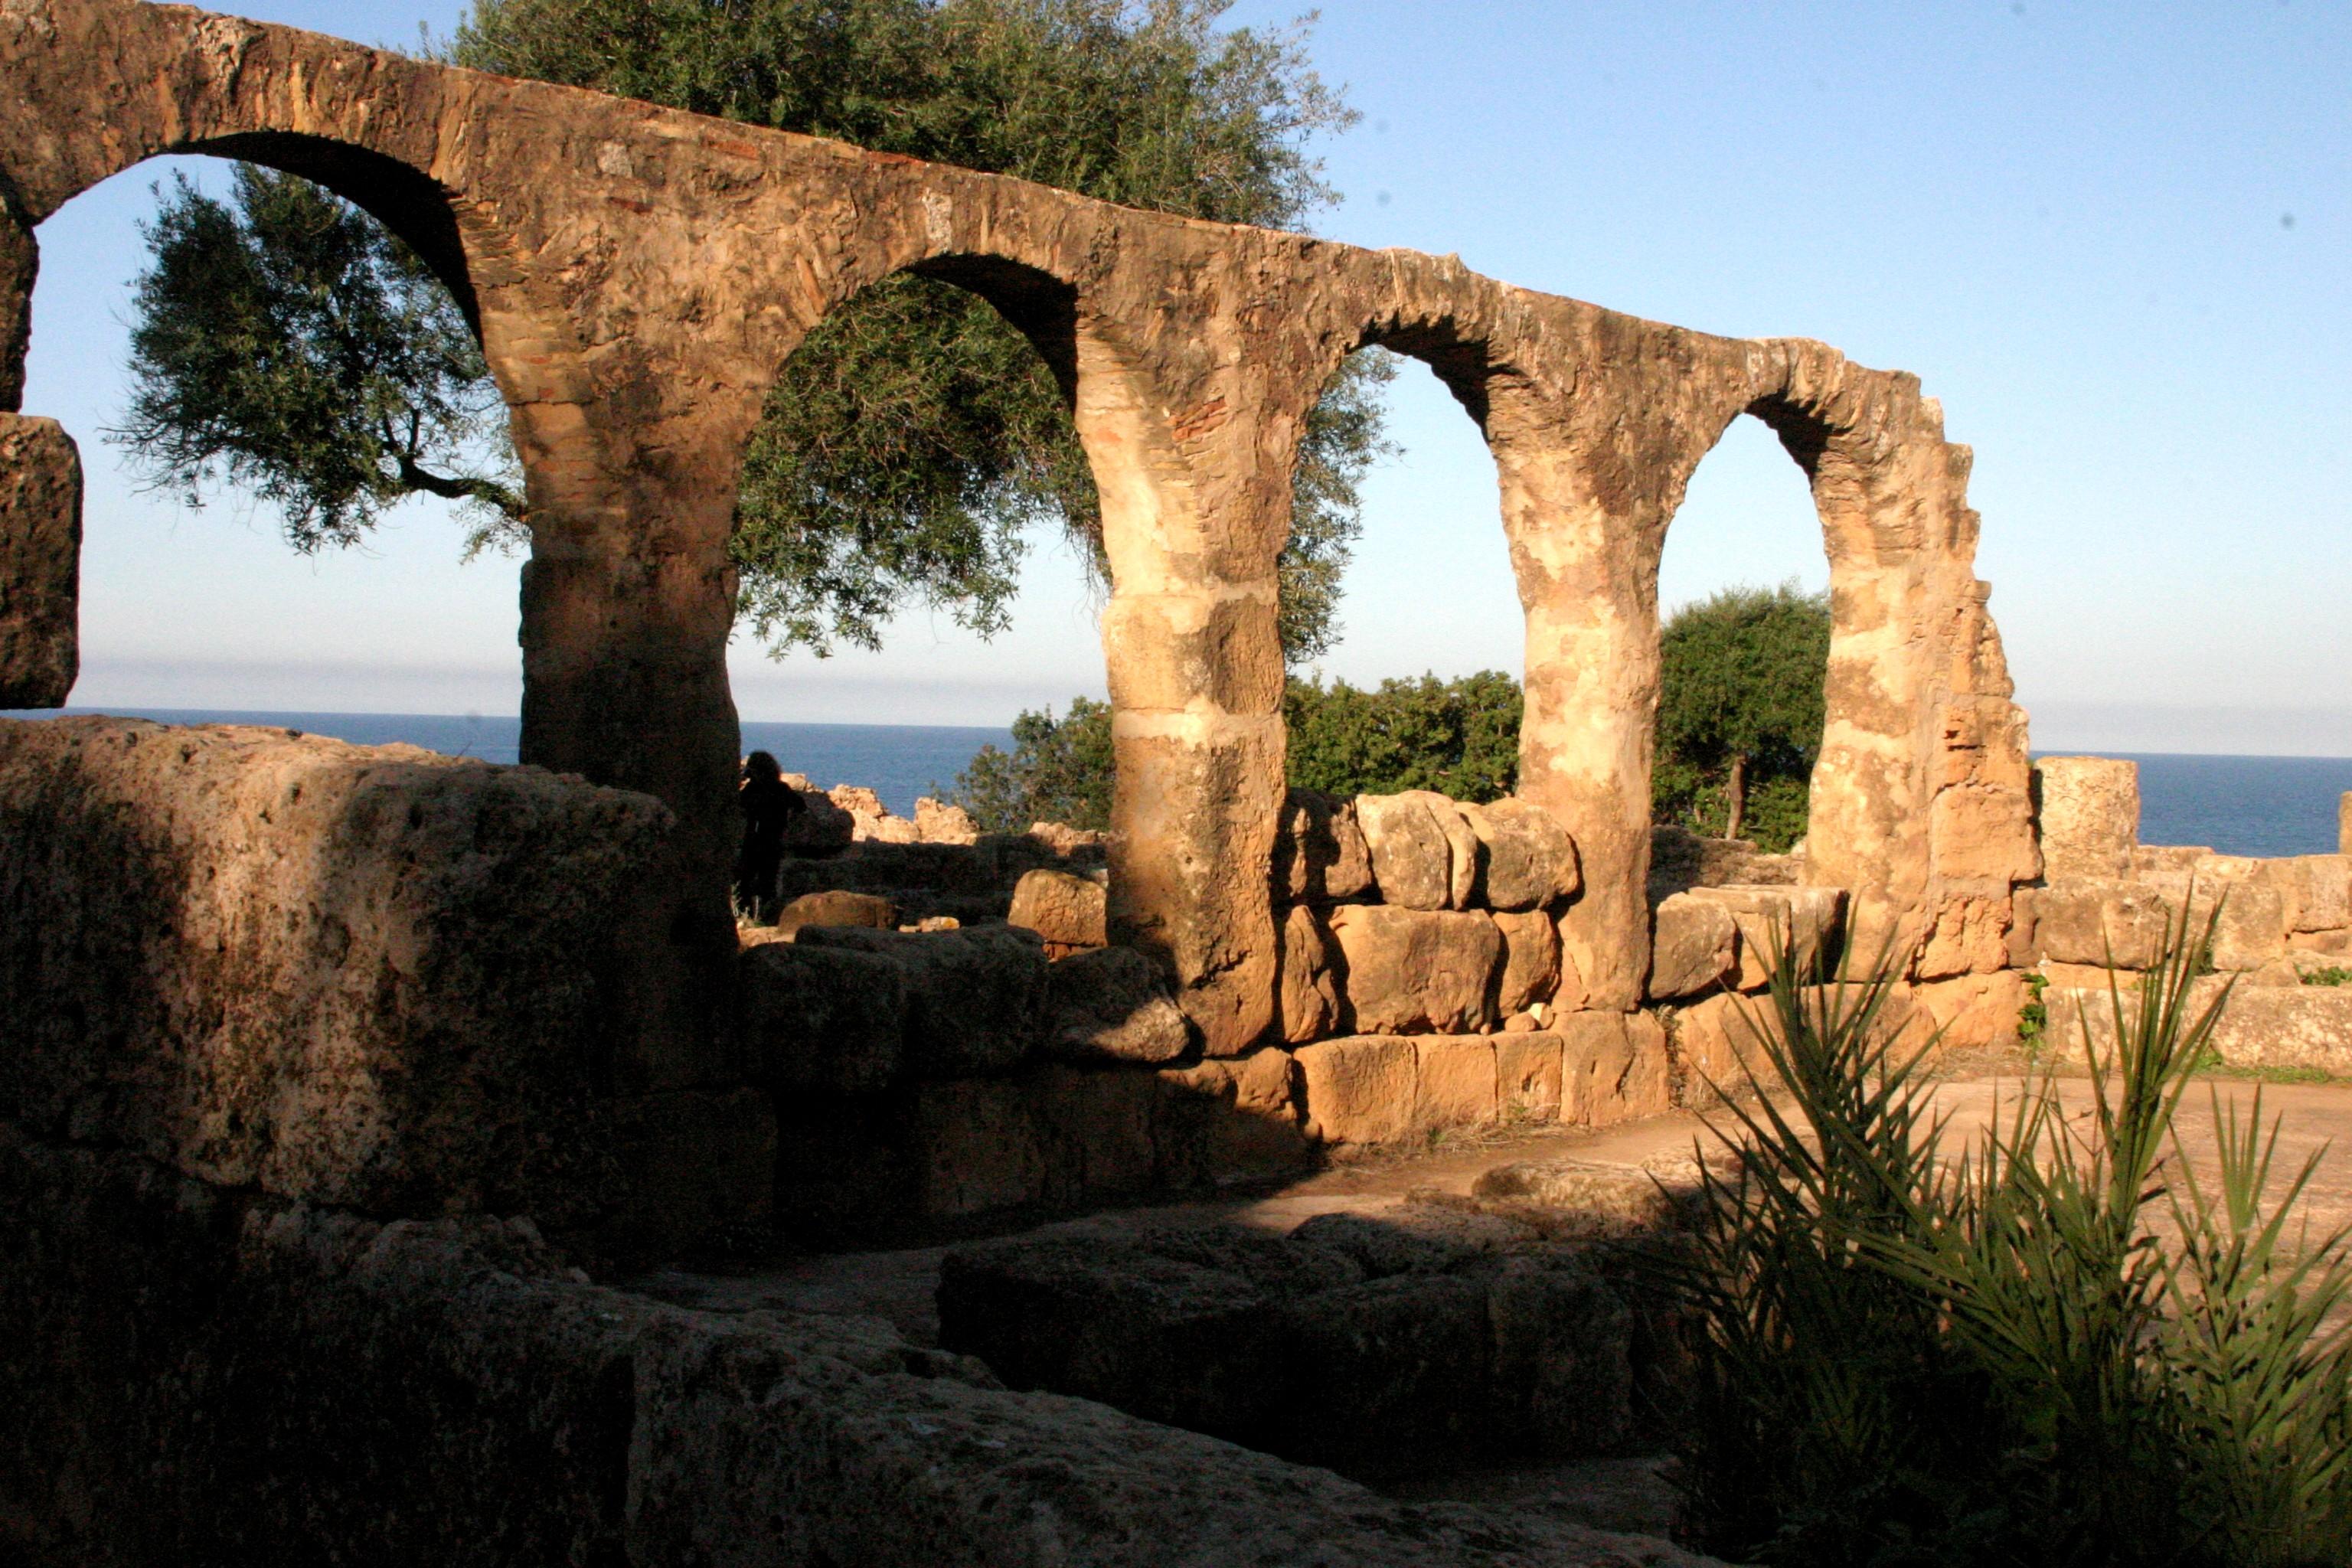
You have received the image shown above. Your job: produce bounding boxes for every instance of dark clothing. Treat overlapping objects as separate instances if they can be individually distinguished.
[735,776,806,918]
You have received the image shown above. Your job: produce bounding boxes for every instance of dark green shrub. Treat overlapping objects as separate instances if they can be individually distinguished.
[1661,904,2352,1566]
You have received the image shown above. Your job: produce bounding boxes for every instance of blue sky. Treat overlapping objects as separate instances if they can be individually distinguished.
[18,1,2349,750]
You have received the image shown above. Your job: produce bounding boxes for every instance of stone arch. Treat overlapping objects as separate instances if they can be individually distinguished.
[1733,344,2037,965]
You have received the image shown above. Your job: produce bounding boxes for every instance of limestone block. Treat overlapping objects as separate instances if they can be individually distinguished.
[0,717,682,1231]
[1555,1011,1671,1125]
[2021,879,2171,969]
[1424,794,1485,910]
[1272,789,1373,904]
[784,788,855,853]
[1459,798,1580,910]
[1041,944,1191,1063]
[1910,971,2027,1052]
[1496,1032,1563,1121]
[913,796,980,844]
[1646,894,1736,999]
[1155,1047,1308,1184]
[1414,1036,1498,1132]
[1619,1013,1675,1118]
[1672,991,1761,1109]
[2132,843,2213,877]
[2034,757,2138,880]
[2209,879,2287,972]
[1916,893,2014,979]
[1028,1063,1163,1204]
[1354,792,1466,910]
[1678,885,1846,989]
[0,414,80,707]
[1470,1159,1691,1233]
[1493,909,1563,1017]
[1295,1036,1417,1145]
[1008,867,1107,949]
[772,889,898,937]
[2283,855,2352,933]
[736,941,906,1093]
[797,924,1047,1075]
[908,1078,1045,1217]
[1931,780,2040,885]
[1326,904,1504,1035]
[2343,794,2352,856]
[1275,903,1340,1044]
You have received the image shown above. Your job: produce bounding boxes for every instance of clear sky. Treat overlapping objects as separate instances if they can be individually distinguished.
[18,1,2348,751]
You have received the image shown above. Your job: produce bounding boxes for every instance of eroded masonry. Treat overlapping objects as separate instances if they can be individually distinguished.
[0,2,2137,1561]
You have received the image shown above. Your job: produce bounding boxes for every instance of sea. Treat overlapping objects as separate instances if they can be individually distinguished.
[5,708,2350,857]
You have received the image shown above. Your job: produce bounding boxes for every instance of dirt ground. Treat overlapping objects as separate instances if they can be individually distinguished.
[622,1063,2352,1535]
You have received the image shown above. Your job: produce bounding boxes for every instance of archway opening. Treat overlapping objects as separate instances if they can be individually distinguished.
[1654,412,1830,857]
[1281,344,1519,804]
[720,259,1122,930]
[5,154,526,753]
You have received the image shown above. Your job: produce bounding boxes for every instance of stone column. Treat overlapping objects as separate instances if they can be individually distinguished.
[0,215,79,708]
[1490,435,1672,1012]
[1083,341,1286,1056]
[2033,756,2138,881]
[507,400,745,1092]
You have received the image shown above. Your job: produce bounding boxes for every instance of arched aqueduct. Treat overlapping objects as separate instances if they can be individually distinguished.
[0,0,2037,1073]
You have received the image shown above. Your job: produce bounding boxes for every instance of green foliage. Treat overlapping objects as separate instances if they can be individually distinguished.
[118,0,1386,662]
[2017,969,2050,1054]
[949,670,1523,826]
[2301,966,2352,988]
[948,696,1115,831]
[1661,904,2352,1566]
[1652,580,1829,852]
[111,166,518,550]
[1282,671,1521,802]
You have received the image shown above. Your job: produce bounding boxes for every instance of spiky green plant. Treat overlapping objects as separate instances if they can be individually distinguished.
[1661,898,2352,1567]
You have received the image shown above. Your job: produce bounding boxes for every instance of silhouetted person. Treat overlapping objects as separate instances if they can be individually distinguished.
[735,750,805,921]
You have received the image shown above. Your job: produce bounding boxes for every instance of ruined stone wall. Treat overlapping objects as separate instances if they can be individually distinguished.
[0,0,2035,1080]
[0,717,769,1261]
[2021,756,2352,1075]
[0,1124,1718,1566]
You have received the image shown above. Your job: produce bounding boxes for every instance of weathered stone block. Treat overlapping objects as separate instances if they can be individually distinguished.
[912,795,979,844]
[1354,791,1457,910]
[797,923,1048,1075]
[771,888,897,937]
[2020,879,2171,969]
[2034,756,2138,880]
[1294,1035,1416,1145]
[737,941,906,1093]
[1647,893,1736,999]
[1041,944,1191,1063]
[2283,855,2352,933]
[1326,903,1503,1034]
[1671,991,1761,1108]
[1910,970,2028,1052]
[0,717,677,1233]
[0,414,80,707]
[1493,908,1562,1017]
[1555,1011,1671,1125]
[1008,867,1106,950]
[1414,1036,1498,1132]
[1028,1063,1163,1203]
[1916,893,2013,978]
[907,1077,1046,1217]
[1930,780,2040,885]
[2343,793,2352,856]
[1275,903,1340,1044]
[1155,1047,1308,1185]
[1460,797,1579,910]
[1679,885,1846,989]
[1496,1031,1563,1120]
[2210,878,2287,972]
[1272,789,1374,904]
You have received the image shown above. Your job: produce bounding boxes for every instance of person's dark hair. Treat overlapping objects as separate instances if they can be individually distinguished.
[744,750,783,783]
